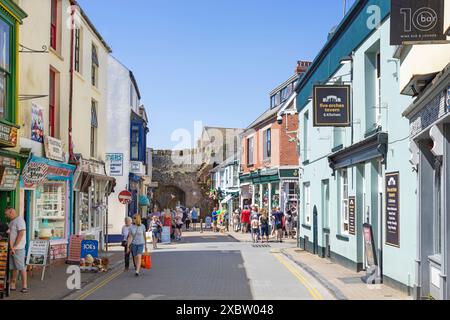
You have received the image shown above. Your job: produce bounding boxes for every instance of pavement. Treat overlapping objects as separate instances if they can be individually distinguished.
[3,248,124,300]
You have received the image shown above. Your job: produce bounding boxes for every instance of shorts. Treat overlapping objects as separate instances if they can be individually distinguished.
[260,225,269,237]
[252,228,259,234]
[213,221,218,226]
[152,230,160,239]
[131,244,144,256]
[242,222,249,229]
[9,249,26,271]
[176,224,183,230]
[192,219,198,223]
[275,224,283,230]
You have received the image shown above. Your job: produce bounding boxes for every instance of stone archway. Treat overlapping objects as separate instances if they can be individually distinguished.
[153,185,186,210]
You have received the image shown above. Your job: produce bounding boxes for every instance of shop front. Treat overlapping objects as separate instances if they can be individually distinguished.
[0,151,23,222]
[20,155,75,261]
[73,156,115,250]
[404,67,450,300]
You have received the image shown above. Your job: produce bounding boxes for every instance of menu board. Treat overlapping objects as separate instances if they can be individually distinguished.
[386,172,400,247]
[67,235,84,264]
[26,240,50,266]
[348,197,356,236]
[50,244,67,260]
[0,238,9,294]
[0,167,20,191]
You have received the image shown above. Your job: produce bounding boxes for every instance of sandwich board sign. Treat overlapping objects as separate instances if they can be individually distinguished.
[26,240,50,281]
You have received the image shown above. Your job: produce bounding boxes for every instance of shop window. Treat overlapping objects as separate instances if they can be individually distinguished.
[303,112,309,161]
[79,193,89,232]
[303,182,311,225]
[34,182,67,240]
[91,44,99,87]
[340,169,349,234]
[271,183,280,209]
[0,19,10,120]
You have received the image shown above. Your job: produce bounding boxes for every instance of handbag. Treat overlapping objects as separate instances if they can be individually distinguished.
[141,248,152,270]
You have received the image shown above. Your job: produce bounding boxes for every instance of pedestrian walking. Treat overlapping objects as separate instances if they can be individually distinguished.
[250,206,261,241]
[5,207,28,293]
[272,207,284,243]
[185,209,192,231]
[127,214,147,277]
[233,209,241,232]
[191,207,199,231]
[163,209,173,238]
[250,214,260,243]
[175,215,183,241]
[285,209,294,239]
[121,217,135,271]
[211,207,219,232]
[259,209,270,243]
[150,216,162,249]
[240,206,251,233]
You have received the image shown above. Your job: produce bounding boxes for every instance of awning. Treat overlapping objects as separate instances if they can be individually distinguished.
[220,194,233,204]
[401,72,438,97]
[79,171,116,194]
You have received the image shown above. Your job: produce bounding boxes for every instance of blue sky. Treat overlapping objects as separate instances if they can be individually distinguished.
[78,0,356,149]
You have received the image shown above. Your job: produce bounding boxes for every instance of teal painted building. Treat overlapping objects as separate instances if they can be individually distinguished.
[296,0,416,294]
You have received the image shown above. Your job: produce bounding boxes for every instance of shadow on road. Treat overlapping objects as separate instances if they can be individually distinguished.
[180,234,239,244]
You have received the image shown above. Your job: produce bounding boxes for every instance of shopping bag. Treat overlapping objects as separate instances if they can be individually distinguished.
[142,250,152,270]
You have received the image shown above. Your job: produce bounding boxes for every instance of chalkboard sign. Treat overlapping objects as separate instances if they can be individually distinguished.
[26,240,50,266]
[348,197,356,236]
[363,223,378,267]
[161,227,171,244]
[205,217,212,229]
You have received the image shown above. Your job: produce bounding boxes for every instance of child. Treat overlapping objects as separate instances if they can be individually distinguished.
[251,217,260,243]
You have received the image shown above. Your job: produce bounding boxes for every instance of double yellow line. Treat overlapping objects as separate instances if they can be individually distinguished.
[77,270,123,300]
[272,253,324,300]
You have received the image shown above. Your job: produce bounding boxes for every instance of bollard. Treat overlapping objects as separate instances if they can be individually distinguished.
[200,219,203,233]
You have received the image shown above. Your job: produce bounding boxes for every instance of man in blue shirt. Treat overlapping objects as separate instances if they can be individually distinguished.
[211,207,219,232]
[191,207,199,231]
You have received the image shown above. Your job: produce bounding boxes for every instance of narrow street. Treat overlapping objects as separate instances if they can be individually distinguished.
[66,232,333,300]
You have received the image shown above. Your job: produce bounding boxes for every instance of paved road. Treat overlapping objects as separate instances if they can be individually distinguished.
[68,232,334,300]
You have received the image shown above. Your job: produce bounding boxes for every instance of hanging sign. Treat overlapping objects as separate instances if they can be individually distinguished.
[348,196,356,236]
[31,103,44,143]
[313,85,351,127]
[22,162,49,186]
[0,123,17,148]
[390,0,446,45]
[106,153,123,176]
[118,190,133,204]
[44,136,64,162]
[386,172,400,247]
[0,167,20,191]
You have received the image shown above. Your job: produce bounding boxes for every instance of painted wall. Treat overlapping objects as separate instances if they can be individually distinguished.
[105,55,132,236]
[298,19,417,290]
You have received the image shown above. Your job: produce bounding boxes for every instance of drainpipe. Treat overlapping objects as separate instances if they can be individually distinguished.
[68,1,76,164]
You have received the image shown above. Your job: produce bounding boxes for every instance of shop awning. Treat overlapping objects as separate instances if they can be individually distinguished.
[220,194,233,204]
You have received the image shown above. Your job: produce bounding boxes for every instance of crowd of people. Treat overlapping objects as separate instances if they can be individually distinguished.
[231,205,297,243]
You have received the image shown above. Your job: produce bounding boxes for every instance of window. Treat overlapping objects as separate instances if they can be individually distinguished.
[263,128,271,160]
[131,125,140,160]
[375,52,382,127]
[90,100,98,157]
[322,180,330,229]
[0,19,10,119]
[50,0,58,50]
[434,164,442,254]
[49,69,56,137]
[275,92,281,107]
[74,28,81,73]
[304,183,311,225]
[341,169,349,234]
[91,44,99,87]
[247,137,254,166]
[270,95,276,109]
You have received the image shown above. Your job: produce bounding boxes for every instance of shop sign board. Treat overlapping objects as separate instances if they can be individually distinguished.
[386,172,400,247]
[348,196,356,236]
[161,227,171,244]
[80,240,99,259]
[31,103,44,143]
[0,156,16,168]
[0,123,17,148]
[363,223,378,267]
[79,158,105,175]
[0,167,20,191]
[313,85,351,127]
[106,153,123,176]
[22,162,49,186]
[26,240,50,266]
[390,0,446,45]
[44,136,64,162]
[118,190,133,204]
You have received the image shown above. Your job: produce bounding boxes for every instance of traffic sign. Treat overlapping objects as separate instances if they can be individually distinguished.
[118,190,132,204]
